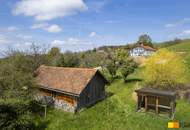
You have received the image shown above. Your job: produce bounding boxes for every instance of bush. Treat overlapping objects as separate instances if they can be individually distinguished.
[0,101,36,130]
[143,49,188,89]
[120,58,137,82]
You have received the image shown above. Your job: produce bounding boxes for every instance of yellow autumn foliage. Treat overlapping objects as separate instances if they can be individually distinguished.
[143,49,187,88]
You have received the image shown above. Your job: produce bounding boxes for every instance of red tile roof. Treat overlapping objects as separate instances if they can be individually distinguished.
[133,44,157,51]
[36,65,106,95]
[141,45,157,51]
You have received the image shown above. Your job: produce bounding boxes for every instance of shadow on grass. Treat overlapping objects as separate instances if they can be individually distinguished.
[83,92,114,110]
[35,120,50,130]
[125,78,143,83]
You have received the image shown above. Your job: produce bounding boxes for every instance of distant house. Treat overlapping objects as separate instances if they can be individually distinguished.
[35,65,108,112]
[130,44,157,57]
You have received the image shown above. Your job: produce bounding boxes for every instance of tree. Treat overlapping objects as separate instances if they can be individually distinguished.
[137,34,153,47]
[120,58,137,82]
[104,49,137,82]
[115,48,129,65]
[143,49,187,89]
[105,58,118,79]
[62,51,80,67]
[47,47,63,66]
[0,50,47,129]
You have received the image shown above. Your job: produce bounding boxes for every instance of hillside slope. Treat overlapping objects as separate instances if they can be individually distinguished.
[167,40,190,70]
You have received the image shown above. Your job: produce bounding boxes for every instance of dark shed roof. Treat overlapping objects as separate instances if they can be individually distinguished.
[135,87,177,98]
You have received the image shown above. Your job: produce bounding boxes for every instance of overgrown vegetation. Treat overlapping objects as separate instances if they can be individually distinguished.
[143,49,188,88]
[0,36,190,129]
[0,49,47,129]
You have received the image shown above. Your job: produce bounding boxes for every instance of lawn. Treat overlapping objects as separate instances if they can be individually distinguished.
[168,40,190,70]
[43,78,190,130]
[41,42,190,130]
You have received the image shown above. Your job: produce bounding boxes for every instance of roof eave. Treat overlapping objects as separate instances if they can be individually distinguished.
[38,85,80,97]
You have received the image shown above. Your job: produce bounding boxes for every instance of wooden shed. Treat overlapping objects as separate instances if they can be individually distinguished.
[35,65,108,112]
[135,87,177,119]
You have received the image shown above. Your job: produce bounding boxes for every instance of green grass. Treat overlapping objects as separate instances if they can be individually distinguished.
[42,78,190,130]
[167,40,190,80]
[168,40,190,69]
[41,41,190,130]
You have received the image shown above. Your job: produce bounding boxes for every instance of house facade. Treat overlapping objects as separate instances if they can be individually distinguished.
[35,65,108,112]
[130,44,157,57]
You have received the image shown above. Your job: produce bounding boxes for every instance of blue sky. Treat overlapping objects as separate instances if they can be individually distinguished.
[0,0,190,52]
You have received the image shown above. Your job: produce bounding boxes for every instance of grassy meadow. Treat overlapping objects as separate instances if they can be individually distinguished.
[42,41,190,130]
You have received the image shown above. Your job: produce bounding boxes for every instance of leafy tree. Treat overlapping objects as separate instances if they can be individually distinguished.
[137,34,153,47]
[79,51,108,67]
[47,47,63,66]
[115,48,129,65]
[143,49,188,88]
[0,101,36,130]
[0,51,44,129]
[104,50,119,81]
[104,49,137,82]
[105,59,118,80]
[0,52,36,100]
[63,51,80,67]
[120,58,137,82]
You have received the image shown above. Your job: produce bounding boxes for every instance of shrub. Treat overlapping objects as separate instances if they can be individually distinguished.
[143,49,188,89]
[120,58,138,82]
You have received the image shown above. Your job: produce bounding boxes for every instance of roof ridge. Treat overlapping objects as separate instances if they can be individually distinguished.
[40,65,97,71]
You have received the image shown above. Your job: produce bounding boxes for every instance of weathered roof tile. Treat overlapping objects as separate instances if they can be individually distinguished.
[36,65,99,95]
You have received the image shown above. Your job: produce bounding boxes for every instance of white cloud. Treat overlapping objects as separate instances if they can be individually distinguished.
[165,18,190,28]
[165,24,176,28]
[87,0,109,13]
[7,26,19,31]
[177,30,190,37]
[13,0,88,21]
[51,38,92,47]
[31,23,48,29]
[31,23,62,33]
[45,24,62,33]
[16,34,32,39]
[183,30,190,34]
[0,35,11,44]
[104,20,120,24]
[0,26,19,32]
[89,32,97,37]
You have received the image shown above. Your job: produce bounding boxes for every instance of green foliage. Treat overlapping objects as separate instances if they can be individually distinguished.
[120,58,138,82]
[115,48,129,65]
[79,51,107,67]
[104,50,119,80]
[0,52,36,100]
[0,100,47,130]
[43,79,190,130]
[156,38,182,48]
[47,47,63,66]
[0,102,35,130]
[104,59,118,80]
[104,49,137,82]
[63,51,80,67]
[143,49,188,88]
[0,50,47,129]
[137,34,153,47]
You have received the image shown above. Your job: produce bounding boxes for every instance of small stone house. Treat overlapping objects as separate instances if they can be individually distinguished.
[130,44,157,57]
[35,65,108,112]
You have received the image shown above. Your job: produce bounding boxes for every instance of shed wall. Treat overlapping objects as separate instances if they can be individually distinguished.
[77,72,106,110]
[39,88,77,112]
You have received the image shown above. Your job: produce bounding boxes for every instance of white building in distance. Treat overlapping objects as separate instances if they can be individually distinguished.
[130,44,157,57]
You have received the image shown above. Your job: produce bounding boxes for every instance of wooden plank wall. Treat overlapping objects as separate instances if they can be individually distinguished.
[39,89,76,106]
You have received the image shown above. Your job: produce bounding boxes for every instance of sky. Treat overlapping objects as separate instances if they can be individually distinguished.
[0,0,190,53]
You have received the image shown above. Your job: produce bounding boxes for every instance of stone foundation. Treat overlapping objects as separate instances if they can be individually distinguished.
[54,99,77,113]
[35,95,77,112]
